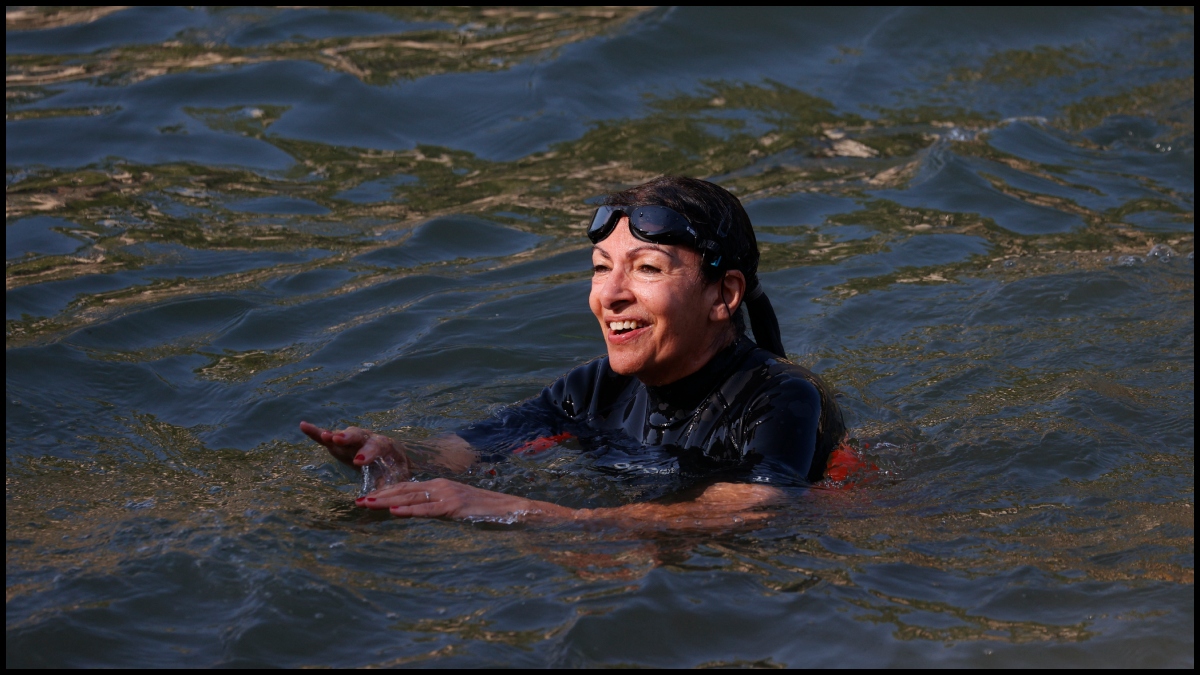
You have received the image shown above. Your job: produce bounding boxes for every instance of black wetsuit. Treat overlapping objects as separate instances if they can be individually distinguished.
[459,337,846,488]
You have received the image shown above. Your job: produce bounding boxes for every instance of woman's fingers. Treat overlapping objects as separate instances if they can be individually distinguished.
[362,478,439,501]
[359,478,546,521]
[300,421,376,465]
[300,421,352,462]
[356,479,460,515]
[356,481,445,512]
[299,421,328,444]
[357,489,431,509]
[363,482,416,499]
[332,426,368,447]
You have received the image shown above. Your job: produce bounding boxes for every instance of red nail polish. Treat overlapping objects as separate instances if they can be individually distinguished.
[367,497,376,502]
[355,454,365,462]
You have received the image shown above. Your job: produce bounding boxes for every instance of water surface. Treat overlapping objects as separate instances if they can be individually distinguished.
[6,6,1194,667]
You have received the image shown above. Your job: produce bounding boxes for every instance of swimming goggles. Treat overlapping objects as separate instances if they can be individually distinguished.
[587,204,726,267]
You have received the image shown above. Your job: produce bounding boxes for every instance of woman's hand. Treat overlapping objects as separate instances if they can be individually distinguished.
[356,478,574,521]
[299,421,411,478]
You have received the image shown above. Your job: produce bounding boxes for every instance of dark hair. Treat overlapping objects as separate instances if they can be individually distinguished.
[601,176,787,358]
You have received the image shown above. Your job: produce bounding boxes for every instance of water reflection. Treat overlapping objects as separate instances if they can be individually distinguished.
[6,5,1194,668]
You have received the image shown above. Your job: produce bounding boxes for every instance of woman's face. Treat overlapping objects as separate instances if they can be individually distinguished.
[590,218,739,386]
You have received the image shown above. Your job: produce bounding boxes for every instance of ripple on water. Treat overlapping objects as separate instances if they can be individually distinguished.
[4,5,1194,669]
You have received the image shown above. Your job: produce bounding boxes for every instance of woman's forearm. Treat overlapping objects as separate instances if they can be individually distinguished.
[568,482,781,528]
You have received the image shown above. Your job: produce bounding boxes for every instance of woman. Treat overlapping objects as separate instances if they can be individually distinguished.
[300,176,846,525]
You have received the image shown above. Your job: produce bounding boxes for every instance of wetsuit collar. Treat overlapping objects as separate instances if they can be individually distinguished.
[645,336,754,417]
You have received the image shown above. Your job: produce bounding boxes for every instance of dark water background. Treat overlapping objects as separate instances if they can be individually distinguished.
[6,6,1193,667]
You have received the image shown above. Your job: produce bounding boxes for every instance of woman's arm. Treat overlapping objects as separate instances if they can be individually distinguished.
[358,478,781,529]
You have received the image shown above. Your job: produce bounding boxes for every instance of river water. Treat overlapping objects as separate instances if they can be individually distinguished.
[5,7,1194,667]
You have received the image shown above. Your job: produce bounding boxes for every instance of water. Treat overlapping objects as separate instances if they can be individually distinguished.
[5,6,1193,667]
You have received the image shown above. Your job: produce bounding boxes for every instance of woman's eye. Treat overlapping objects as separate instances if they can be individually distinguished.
[639,265,660,274]
[592,264,609,274]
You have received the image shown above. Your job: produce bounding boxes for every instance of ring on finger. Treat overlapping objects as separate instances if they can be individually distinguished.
[424,491,431,502]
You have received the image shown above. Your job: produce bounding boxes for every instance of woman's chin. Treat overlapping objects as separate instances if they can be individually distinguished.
[605,348,650,377]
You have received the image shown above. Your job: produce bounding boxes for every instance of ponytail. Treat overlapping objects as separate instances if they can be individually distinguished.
[745,278,786,359]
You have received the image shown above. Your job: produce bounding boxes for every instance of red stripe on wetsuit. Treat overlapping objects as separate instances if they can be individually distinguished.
[513,432,574,456]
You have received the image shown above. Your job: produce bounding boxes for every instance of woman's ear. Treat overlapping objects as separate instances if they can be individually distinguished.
[711,270,746,321]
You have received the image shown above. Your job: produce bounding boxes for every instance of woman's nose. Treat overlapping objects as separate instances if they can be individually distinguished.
[598,266,635,309]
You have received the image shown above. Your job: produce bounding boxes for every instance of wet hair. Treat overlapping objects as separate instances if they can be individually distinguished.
[601,176,787,358]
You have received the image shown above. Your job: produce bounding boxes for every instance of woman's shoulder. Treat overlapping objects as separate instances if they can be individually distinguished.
[730,341,846,481]
[726,341,839,424]
[727,340,815,389]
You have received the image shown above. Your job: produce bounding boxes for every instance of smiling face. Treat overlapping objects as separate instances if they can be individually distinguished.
[590,218,745,386]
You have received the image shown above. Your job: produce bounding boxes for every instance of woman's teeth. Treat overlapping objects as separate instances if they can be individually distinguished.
[609,320,643,332]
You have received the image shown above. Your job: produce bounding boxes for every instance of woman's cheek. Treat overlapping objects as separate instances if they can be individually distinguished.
[588,283,604,317]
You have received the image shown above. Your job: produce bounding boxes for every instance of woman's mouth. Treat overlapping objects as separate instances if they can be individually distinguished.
[607,319,650,341]
[608,319,644,333]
